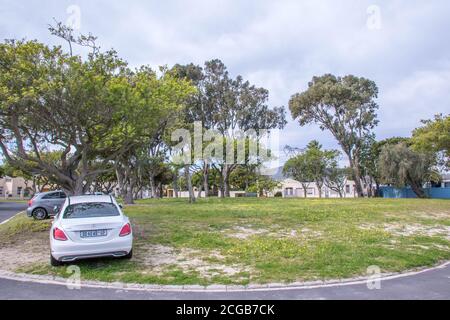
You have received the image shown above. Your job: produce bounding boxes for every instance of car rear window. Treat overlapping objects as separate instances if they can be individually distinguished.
[43,193,61,199]
[63,203,120,219]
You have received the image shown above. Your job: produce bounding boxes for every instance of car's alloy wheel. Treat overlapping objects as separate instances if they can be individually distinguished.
[33,208,47,220]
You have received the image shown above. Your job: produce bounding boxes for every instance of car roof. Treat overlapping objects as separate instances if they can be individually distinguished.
[67,195,116,205]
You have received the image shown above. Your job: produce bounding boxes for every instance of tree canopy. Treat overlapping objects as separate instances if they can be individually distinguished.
[0,26,195,197]
[412,114,450,170]
[378,142,437,198]
[289,74,379,197]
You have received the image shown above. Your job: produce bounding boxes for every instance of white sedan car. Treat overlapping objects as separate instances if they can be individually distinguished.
[50,195,133,266]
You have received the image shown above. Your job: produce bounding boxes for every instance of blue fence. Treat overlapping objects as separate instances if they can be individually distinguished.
[380,187,450,199]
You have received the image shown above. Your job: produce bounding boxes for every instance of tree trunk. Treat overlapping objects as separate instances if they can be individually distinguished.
[408,175,427,198]
[348,154,364,197]
[197,183,203,199]
[223,165,231,198]
[224,177,230,197]
[159,182,164,199]
[375,181,381,198]
[184,165,196,203]
[173,170,179,198]
[149,175,157,199]
[302,184,308,198]
[316,182,323,198]
[124,188,134,205]
[203,163,209,198]
[115,168,126,199]
[367,177,374,198]
[219,175,225,198]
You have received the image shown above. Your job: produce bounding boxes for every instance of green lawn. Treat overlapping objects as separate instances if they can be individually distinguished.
[0,199,28,203]
[4,198,450,286]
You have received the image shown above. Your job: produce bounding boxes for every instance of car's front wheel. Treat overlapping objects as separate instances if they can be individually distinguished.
[50,255,63,267]
[33,208,48,221]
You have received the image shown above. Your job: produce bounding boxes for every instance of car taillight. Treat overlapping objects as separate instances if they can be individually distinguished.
[53,228,68,241]
[28,199,33,207]
[119,223,132,237]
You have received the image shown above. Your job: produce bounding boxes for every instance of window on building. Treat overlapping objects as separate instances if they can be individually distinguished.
[445,182,450,188]
[17,187,23,196]
[346,185,350,193]
[307,188,315,196]
[0,187,3,195]
[285,188,294,196]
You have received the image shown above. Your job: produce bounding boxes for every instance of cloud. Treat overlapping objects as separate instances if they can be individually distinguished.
[1,0,449,155]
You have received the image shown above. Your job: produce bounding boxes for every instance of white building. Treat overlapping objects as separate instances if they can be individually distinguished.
[273,178,362,198]
[441,174,450,188]
[0,176,33,199]
[269,167,369,198]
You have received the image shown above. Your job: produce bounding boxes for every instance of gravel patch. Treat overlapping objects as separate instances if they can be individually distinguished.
[135,244,252,279]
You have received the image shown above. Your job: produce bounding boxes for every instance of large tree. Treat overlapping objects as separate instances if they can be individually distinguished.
[112,67,195,204]
[0,26,194,198]
[412,114,450,170]
[324,166,351,198]
[289,74,379,197]
[378,142,436,198]
[358,136,411,197]
[172,60,286,198]
[0,39,128,195]
[283,153,313,198]
[303,140,339,198]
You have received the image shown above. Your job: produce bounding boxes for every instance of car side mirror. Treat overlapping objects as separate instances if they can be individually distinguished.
[54,205,61,214]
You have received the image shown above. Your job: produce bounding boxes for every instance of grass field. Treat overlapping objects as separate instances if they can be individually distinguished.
[1,198,449,285]
[0,199,28,203]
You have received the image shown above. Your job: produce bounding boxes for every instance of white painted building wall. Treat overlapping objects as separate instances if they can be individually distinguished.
[0,176,32,199]
[274,178,360,198]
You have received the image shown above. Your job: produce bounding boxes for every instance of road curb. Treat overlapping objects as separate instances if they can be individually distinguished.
[0,211,24,226]
[0,261,448,293]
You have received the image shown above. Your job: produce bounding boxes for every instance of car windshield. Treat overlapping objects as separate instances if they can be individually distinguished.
[63,203,120,219]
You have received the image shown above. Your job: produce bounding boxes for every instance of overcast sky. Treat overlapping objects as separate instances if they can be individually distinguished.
[1,0,449,162]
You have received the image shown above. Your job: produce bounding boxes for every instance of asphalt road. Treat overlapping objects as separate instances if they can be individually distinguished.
[0,202,449,300]
[0,202,27,224]
[0,263,449,300]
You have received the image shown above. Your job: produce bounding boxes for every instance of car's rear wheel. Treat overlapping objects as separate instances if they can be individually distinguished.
[122,250,133,260]
[33,208,48,220]
[50,255,63,267]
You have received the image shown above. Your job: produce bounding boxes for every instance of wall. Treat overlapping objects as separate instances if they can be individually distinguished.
[0,176,33,199]
[275,178,360,198]
[380,187,450,199]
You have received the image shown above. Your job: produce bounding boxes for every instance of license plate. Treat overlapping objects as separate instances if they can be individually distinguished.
[80,230,108,238]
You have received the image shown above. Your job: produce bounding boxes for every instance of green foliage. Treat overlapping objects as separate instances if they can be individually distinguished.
[284,140,340,197]
[0,26,195,196]
[412,114,450,169]
[283,153,312,183]
[289,74,379,196]
[379,142,437,198]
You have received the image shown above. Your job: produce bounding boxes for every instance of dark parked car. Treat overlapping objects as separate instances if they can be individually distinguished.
[27,191,67,220]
